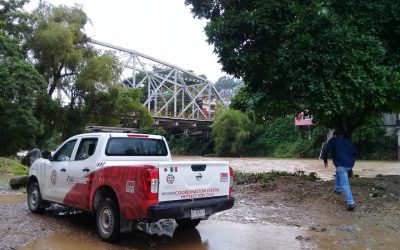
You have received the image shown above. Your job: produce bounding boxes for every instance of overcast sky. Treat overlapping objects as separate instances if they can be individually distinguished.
[27,0,225,82]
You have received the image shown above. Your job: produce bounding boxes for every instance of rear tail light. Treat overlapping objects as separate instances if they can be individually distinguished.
[144,168,159,200]
[229,166,234,197]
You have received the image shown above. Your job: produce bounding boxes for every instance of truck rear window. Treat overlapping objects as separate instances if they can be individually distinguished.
[105,138,168,156]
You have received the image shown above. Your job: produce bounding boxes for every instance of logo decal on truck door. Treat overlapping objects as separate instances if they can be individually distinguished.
[50,170,57,185]
[166,174,175,184]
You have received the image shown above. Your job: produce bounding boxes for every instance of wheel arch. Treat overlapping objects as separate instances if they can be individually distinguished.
[27,175,39,193]
[92,185,119,212]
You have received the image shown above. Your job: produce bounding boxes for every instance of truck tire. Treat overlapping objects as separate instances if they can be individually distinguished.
[175,218,201,229]
[27,182,45,213]
[96,198,120,242]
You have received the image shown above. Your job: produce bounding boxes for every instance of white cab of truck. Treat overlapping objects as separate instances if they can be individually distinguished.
[27,131,235,242]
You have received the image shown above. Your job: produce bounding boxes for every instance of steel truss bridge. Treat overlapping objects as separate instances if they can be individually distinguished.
[89,39,225,130]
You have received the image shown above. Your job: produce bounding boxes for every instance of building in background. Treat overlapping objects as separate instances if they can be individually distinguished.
[383,113,400,160]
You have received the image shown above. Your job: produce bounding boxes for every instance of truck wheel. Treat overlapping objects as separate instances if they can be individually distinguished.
[27,182,45,213]
[175,218,201,229]
[96,198,120,242]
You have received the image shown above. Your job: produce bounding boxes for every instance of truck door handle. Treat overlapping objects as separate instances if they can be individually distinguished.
[82,168,90,172]
[191,164,206,171]
[60,168,66,172]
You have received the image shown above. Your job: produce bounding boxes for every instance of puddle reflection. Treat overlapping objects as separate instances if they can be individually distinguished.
[21,218,305,250]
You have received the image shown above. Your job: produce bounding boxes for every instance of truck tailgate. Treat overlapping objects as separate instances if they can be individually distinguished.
[158,161,230,202]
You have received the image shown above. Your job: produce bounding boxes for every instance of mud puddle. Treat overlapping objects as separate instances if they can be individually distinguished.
[0,193,25,205]
[308,214,400,249]
[21,220,309,250]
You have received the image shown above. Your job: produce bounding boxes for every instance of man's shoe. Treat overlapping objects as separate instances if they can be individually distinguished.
[347,204,356,211]
[333,190,341,194]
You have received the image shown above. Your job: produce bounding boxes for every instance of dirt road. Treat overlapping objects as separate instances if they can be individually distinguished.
[228,174,400,249]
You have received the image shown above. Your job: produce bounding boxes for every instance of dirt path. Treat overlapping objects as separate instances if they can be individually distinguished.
[219,175,400,249]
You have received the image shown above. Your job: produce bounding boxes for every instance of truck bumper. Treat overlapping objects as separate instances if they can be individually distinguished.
[147,196,235,220]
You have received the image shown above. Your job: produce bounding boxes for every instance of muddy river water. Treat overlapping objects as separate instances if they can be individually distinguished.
[174,156,400,180]
[1,157,399,249]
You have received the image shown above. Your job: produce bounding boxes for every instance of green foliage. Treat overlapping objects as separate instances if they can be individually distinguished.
[76,53,120,94]
[263,116,327,158]
[139,127,167,136]
[0,0,32,41]
[0,157,28,175]
[214,76,243,91]
[168,135,213,155]
[27,4,152,140]
[115,87,153,128]
[29,3,90,95]
[212,108,260,156]
[86,86,153,129]
[186,0,400,137]
[235,170,320,184]
[352,116,397,160]
[0,34,46,155]
[13,165,29,175]
[0,0,48,155]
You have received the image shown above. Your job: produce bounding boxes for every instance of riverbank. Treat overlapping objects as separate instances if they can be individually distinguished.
[173,155,400,180]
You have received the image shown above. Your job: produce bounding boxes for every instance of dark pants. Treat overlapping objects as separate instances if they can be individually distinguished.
[347,169,354,178]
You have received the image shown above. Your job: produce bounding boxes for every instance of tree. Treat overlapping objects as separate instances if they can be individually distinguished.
[28,3,152,140]
[0,56,46,155]
[115,88,153,128]
[186,0,400,138]
[29,3,95,97]
[214,76,243,102]
[212,108,258,156]
[86,86,153,128]
[0,0,32,41]
[214,76,242,92]
[0,2,46,155]
[27,3,156,140]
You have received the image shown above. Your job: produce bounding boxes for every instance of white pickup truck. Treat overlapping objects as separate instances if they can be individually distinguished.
[27,132,234,241]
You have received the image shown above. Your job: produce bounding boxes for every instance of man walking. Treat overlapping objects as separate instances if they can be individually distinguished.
[322,129,357,211]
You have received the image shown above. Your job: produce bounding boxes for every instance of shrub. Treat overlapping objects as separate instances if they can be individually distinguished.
[235,170,320,184]
[212,109,261,156]
[0,157,28,175]
[263,116,327,158]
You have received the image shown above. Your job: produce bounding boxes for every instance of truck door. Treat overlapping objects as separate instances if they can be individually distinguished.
[44,139,78,203]
[62,137,99,209]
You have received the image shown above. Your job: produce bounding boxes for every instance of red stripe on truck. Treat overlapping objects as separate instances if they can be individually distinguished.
[63,165,158,220]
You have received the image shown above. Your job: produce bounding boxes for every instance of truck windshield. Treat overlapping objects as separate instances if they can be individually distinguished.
[105,138,168,156]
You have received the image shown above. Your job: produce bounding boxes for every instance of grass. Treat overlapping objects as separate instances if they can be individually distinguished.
[235,170,320,184]
[0,157,29,176]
